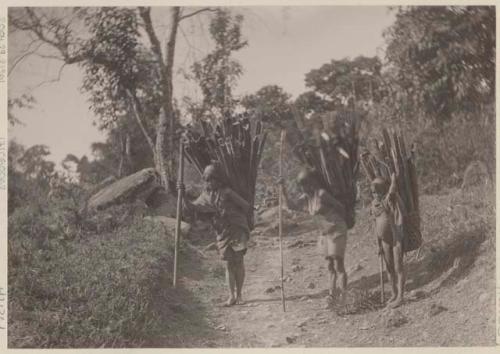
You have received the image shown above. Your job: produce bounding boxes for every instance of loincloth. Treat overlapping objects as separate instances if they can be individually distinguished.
[216,225,249,261]
[317,221,347,259]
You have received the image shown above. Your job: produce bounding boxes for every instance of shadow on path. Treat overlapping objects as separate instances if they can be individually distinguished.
[144,250,223,348]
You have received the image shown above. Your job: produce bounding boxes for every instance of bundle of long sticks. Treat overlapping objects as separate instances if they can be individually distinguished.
[292,108,361,229]
[182,114,267,229]
[360,127,422,252]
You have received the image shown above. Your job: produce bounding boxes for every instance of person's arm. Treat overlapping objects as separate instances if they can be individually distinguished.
[384,173,397,204]
[319,189,345,216]
[225,188,250,212]
[188,192,217,214]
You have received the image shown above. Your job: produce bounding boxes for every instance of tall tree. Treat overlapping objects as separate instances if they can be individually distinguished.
[10,6,215,193]
[241,85,293,126]
[189,9,247,122]
[384,6,495,123]
[298,55,384,114]
[17,145,55,183]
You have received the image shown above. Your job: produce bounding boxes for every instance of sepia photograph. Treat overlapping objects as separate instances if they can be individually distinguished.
[5,3,496,348]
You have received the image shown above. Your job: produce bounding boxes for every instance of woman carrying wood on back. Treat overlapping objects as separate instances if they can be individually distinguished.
[182,164,251,307]
[296,168,349,308]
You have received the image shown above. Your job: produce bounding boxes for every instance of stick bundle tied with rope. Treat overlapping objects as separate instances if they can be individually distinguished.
[182,113,267,230]
[290,107,362,229]
[360,127,422,253]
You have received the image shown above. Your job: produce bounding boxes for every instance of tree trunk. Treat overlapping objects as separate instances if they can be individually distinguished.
[156,108,170,190]
[152,7,181,194]
[140,6,181,194]
[164,7,181,192]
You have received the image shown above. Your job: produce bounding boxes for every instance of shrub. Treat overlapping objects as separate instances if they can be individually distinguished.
[8,211,176,348]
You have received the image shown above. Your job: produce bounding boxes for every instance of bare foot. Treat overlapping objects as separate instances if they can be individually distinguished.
[324,294,335,309]
[224,297,237,307]
[387,293,397,303]
[387,297,403,308]
[235,296,245,305]
[337,291,347,306]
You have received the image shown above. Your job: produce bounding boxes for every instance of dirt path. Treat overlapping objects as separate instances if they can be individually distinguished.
[177,192,496,348]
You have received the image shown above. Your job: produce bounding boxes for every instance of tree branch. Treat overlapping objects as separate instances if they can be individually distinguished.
[28,62,67,91]
[126,89,156,155]
[11,8,88,66]
[179,7,216,21]
[178,25,204,55]
[138,7,164,69]
[8,41,45,75]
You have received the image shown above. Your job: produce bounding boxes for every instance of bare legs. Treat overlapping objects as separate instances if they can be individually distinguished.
[328,258,337,297]
[380,238,405,308]
[391,241,405,308]
[225,261,237,306]
[235,253,245,304]
[327,256,347,306]
[382,240,397,302]
[224,252,245,306]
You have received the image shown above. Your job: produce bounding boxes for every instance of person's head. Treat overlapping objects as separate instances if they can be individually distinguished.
[371,177,389,201]
[297,168,321,195]
[202,164,223,191]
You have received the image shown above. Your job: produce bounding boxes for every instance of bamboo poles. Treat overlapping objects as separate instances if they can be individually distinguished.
[173,141,185,287]
[278,130,287,312]
[183,114,267,228]
[379,252,385,304]
[360,128,422,252]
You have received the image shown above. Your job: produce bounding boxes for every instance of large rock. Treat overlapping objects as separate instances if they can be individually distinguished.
[87,168,160,211]
[144,188,177,218]
[143,216,191,235]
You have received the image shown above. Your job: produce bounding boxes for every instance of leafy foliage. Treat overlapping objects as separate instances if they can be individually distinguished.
[241,85,293,127]
[384,6,495,121]
[80,8,161,130]
[298,56,384,114]
[190,9,247,121]
[8,95,35,126]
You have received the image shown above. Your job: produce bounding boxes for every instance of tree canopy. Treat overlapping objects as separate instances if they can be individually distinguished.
[384,6,495,121]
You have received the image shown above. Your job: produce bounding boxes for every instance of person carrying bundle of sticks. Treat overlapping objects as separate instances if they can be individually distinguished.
[370,172,407,308]
[361,127,422,308]
[295,167,349,308]
[286,106,361,308]
[181,114,266,306]
[181,163,251,307]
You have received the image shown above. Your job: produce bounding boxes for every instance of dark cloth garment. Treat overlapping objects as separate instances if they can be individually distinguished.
[222,247,247,263]
[304,189,347,238]
[192,187,250,260]
[302,188,348,258]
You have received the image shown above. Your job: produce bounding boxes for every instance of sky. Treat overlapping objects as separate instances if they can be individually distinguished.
[8,6,395,166]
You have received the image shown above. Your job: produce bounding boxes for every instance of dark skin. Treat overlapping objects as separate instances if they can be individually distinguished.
[372,173,405,308]
[182,173,248,306]
[297,177,347,306]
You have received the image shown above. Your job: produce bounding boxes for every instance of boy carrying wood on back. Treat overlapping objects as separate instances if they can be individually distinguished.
[370,172,407,308]
[181,164,251,307]
[295,168,349,308]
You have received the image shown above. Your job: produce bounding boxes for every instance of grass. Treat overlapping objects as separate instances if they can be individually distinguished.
[8,211,177,348]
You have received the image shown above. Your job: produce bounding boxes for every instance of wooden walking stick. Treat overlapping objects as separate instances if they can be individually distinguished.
[173,141,185,288]
[379,249,385,304]
[278,129,287,312]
